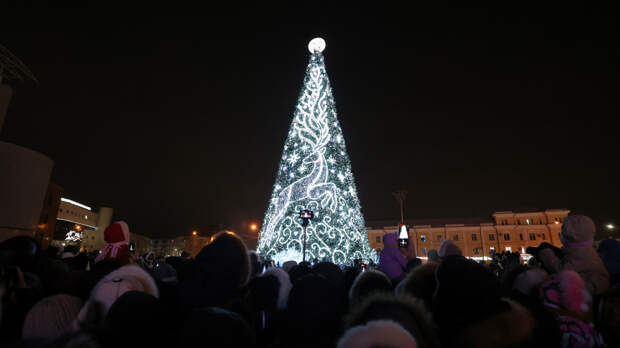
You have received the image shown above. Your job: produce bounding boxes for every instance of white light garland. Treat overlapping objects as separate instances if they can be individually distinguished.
[257,40,372,264]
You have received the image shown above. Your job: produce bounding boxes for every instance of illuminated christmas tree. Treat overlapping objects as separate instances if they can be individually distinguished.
[257,38,373,265]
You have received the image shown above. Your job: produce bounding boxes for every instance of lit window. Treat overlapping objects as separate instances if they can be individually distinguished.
[526,219,531,225]
[420,235,426,243]
[505,246,512,252]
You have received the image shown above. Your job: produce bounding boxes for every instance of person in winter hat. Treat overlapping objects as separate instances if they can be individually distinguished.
[76,263,159,327]
[179,307,256,347]
[345,293,439,348]
[396,262,438,310]
[433,256,536,348]
[177,231,250,308]
[537,215,609,295]
[597,238,620,283]
[437,239,462,260]
[95,221,131,265]
[348,269,392,310]
[378,233,407,281]
[539,270,606,348]
[22,294,83,342]
[337,320,418,348]
[104,291,168,348]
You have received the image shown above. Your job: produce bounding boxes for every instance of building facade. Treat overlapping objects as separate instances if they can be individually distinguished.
[366,209,569,260]
[56,198,113,251]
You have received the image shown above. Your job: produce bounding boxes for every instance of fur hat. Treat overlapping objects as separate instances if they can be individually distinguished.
[561,215,595,244]
[437,240,462,258]
[349,269,392,309]
[77,264,159,326]
[540,270,589,313]
[337,320,417,348]
[261,267,292,310]
[513,269,548,297]
[22,294,83,341]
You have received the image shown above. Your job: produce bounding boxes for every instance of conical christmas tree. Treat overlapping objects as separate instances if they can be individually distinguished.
[257,38,373,265]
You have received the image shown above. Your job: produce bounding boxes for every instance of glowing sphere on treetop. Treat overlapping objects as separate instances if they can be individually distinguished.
[308,37,326,53]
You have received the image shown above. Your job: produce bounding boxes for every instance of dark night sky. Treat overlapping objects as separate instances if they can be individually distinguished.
[1,4,618,240]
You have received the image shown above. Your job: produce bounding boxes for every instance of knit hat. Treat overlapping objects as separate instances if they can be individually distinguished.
[337,320,418,348]
[539,270,589,313]
[22,294,83,341]
[437,239,462,258]
[77,264,159,326]
[95,221,130,265]
[561,215,595,245]
[513,269,548,297]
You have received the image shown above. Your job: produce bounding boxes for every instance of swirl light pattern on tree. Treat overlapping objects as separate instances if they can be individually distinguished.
[257,46,372,265]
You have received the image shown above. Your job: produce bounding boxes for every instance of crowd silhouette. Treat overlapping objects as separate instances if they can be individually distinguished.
[0,215,618,347]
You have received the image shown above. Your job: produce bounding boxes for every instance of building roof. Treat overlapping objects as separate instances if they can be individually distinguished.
[366,216,492,229]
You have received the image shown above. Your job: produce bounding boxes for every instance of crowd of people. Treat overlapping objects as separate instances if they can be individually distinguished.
[0,215,618,347]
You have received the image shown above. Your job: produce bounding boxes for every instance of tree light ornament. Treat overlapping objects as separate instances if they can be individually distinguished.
[257,38,372,264]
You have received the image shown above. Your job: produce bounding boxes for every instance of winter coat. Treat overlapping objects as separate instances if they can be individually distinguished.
[539,215,610,296]
[95,221,130,265]
[378,233,407,280]
[539,245,609,296]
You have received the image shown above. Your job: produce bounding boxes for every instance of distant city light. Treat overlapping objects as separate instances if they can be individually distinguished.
[192,230,198,236]
[607,224,615,230]
[250,223,258,231]
[61,198,91,211]
[554,221,560,224]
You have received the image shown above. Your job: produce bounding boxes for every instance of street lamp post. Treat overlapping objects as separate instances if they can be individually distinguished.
[299,210,314,263]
